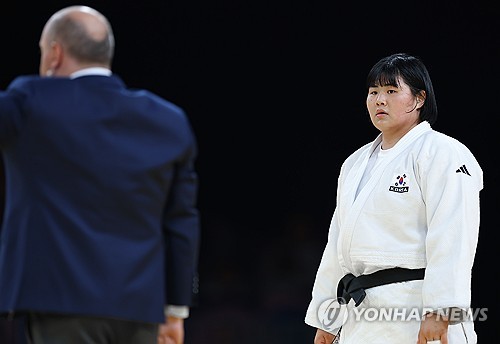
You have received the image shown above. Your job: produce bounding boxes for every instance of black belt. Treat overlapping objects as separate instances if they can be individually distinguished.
[337,267,425,306]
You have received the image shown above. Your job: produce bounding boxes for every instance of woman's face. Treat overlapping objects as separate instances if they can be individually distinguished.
[366,76,423,137]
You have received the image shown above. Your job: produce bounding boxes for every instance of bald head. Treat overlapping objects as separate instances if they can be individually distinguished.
[39,6,114,75]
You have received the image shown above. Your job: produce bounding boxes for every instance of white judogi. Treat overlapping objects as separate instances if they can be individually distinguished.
[305,121,483,343]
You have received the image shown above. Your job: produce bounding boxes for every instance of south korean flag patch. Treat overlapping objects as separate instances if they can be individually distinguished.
[389,173,409,193]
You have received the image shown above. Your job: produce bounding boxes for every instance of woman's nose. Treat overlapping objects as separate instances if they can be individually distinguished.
[375,96,386,106]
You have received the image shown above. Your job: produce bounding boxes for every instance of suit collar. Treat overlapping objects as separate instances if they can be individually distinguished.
[70,67,112,79]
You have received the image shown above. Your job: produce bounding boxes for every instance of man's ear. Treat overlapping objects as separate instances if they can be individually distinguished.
[48,41,64,72]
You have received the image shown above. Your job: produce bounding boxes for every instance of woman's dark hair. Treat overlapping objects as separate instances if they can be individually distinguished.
[366,53,438,125]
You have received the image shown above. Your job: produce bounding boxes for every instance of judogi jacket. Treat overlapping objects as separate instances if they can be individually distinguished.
[305,121,483,343]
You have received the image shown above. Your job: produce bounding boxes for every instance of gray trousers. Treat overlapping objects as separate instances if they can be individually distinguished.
[26,313,158,344]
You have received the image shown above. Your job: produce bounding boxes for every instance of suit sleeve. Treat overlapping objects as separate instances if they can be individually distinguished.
[162,117,201,307]
[0,78,27,147]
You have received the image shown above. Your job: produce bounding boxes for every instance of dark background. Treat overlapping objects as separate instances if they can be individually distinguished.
[1,1,498,343]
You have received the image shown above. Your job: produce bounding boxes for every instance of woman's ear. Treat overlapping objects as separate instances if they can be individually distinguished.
[416,91,426,109]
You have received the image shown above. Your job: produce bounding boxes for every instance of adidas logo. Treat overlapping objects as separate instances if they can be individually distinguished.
[456,164,471,176]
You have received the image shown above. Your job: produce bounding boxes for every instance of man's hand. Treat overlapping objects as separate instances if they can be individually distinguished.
[417,312,449,344]
[314,328,336,344]
[158,316,184,344]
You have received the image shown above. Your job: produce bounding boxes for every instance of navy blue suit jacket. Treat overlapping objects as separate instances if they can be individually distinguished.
[0,74,200,323]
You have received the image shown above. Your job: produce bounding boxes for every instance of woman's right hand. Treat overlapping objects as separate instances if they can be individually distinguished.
[314,328,336,344]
